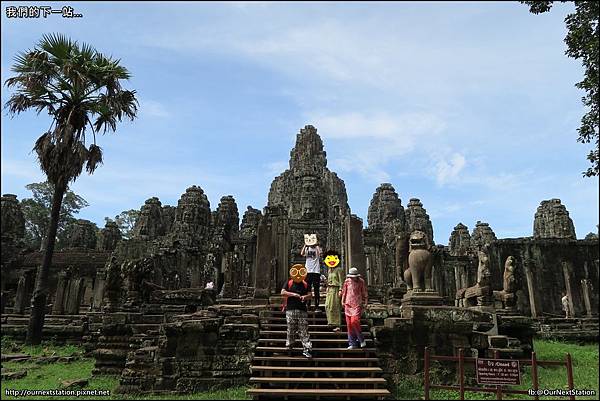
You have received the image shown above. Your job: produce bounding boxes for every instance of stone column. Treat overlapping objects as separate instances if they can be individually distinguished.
[346,214,366,279]
[254,218,273,299]
[92,277,105,311]
[274,216,289,291]
[581,279,593,317]
[562,262,576,318]
[220,251,236,299]
[52,272,68,315]
[65,278,85,314]
[14,276,28,314]
[523,262,538,318]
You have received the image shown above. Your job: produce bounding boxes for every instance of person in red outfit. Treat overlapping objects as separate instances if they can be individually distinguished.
[341,267,368,349]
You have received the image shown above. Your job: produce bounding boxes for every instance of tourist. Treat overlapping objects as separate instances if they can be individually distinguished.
[561,292,571,318]
[301,234,323,312]
[281,264,313,358]
[341,267,368,349]
[323,250,343,332]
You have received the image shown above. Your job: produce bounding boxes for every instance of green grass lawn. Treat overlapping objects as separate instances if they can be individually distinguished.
[395,340,599,400]
[1,337,597,400]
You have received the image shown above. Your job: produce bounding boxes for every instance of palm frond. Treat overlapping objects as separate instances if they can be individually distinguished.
[86,144,103,174]
[39,33,73,61]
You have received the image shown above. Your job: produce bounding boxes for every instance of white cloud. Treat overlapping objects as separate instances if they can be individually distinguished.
[434,153,467,185]
[306,111,447,183]
[139,99,170,118]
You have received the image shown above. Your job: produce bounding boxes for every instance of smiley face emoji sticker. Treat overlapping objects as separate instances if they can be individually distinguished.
[323,250,340,269]
[289,264,308,283]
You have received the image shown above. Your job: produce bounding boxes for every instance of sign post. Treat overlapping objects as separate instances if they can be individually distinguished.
[476,358,521,386]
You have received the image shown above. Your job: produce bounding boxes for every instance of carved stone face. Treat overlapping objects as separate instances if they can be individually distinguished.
[289,264,307,283]
[304,234,318,246]
[409,230,428,251]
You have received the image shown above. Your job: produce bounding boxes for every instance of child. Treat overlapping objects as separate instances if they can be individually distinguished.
[323,250,343,332]
[341,267,368,349]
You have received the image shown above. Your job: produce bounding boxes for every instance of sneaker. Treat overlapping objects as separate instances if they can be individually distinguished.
[302,350,312,358]
[347,345,358,350]
[332,327,341,332]
[360,340,367,348]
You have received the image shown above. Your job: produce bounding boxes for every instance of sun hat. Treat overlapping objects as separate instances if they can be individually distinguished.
[347,267,360,277]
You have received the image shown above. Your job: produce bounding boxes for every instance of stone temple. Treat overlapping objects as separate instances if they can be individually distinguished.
[1,125,598,398]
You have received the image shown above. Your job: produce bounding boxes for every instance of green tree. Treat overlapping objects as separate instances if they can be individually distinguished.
[4,33,138,344]
[21,181,89,250]
[521,1,599,177]
[105,209,140,239]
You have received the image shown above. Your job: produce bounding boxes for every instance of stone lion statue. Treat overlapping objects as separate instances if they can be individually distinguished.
[403,230,434,292]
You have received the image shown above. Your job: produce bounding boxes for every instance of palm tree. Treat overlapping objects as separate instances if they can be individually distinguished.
[5,33,138,344]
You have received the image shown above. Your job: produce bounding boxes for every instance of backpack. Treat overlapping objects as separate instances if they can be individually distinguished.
[281,279,308,312]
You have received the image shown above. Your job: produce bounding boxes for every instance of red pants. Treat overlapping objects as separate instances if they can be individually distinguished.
[345,314,364,346]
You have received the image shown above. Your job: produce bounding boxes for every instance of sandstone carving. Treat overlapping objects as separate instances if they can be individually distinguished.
[132,197,165,240]
[63,219,98,249]
[470,221,497,252]
[456,246,493,308]
[97,221,121,251]
[493,255,518,311]
[533,199,576,239]
[448,223,471,256]
[1,194,25,241]
[403,230,433,292]
[405,198,434,245]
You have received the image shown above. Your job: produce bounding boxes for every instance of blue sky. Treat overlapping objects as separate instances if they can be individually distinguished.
[1,1,598,243]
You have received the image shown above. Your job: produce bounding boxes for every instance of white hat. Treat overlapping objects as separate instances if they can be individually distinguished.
[347,267,360,277]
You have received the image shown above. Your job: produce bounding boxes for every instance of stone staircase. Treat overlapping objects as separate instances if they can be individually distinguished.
[536,317,599,342]
[247,308,390,400]
[0,313,87,343]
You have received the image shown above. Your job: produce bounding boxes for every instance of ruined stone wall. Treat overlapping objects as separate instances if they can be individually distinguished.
[487,238,599,318]
[1,194,26,294]
[373,307,534,383]
[115,304,260,394]
[62,219,98,250]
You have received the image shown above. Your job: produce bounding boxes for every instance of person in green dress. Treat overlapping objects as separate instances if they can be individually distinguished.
[323,250,343,332]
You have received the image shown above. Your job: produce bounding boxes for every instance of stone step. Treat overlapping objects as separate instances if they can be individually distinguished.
[264,310,332,316]
[255,347,377,355]
[4,317,86,326]
[1,324,84,334]
[246,388,390,398]
[2,313,85,319]
[258,338,372,345]
[537,330,599,341]
[487,347,524,358]
[260,331,371,338]
[251,366,383,373]
[131,324,161,334]
[261,324,369,331]
[250,377,386,384]
[261,317,369,324]
[252,356,379,364]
